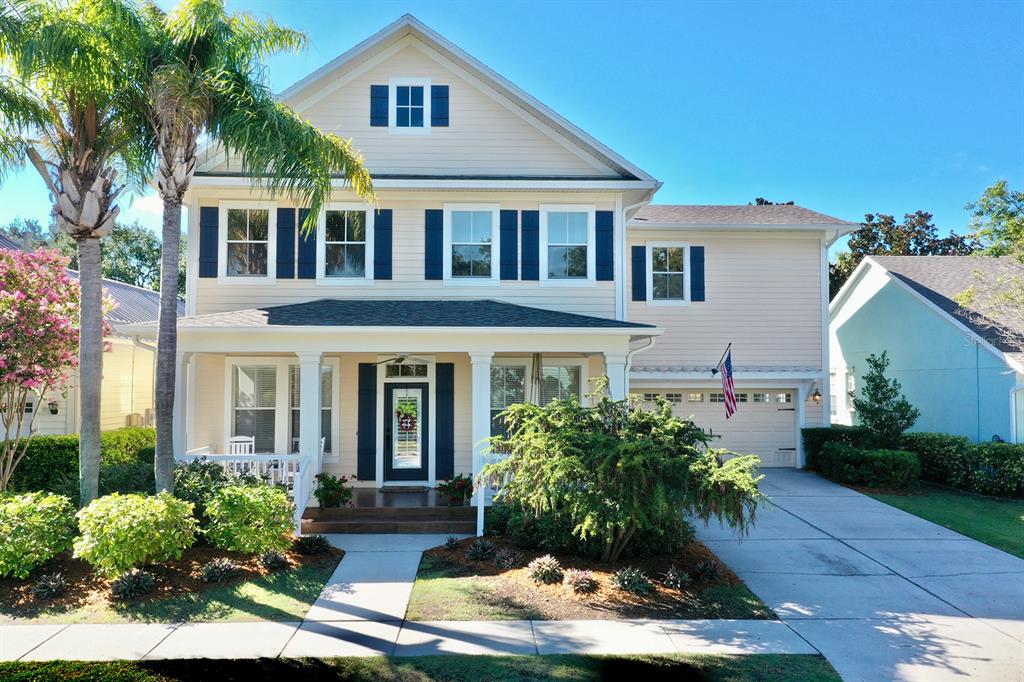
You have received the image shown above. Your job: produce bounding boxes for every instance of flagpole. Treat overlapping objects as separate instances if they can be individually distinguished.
[710,342,732,375]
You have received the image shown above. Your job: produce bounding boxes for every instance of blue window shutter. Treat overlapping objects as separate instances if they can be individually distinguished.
[370,85,388,127]
[276,208,295,279]
[435,363,455,480]
[499,210,518,280]
[691,246,705,302]
[631,245,646,301]
[374,209,392,280]
[198,207,218,278]
[297,208,316,279]
[424,209,443,280]
[357,364,377,480]
[430,85,449,127]
[520,210,539,280]
[595,210,614,281]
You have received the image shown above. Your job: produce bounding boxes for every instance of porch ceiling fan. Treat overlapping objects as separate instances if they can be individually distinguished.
[374,353,431,366]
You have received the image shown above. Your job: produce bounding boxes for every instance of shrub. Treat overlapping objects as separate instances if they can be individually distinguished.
[850,351,920,447]
[0,492,76,579]
[294,534,331,555]
[962,442,1024,497]
[205,485,294,554]
[444,535,461,550]
[31,572,68,601]
[73,492,197,577]
[259,551,290,571]
[313,473,352,508]
[493,548,523,569]
[437,474,473,506]
[818,442,920,490]
[563,568,598,594]
[694,560,724,583]
[199,557,242,583]
[99,428,158,466]
[110,569,155,600]
[900,432,970,485]
[465,538,496,561]
[661,565,692,590]
[802,425,877,470]
[483,390,763,563]
[527,554,563,584]
[611,566,653,595]
[173,458,261,525]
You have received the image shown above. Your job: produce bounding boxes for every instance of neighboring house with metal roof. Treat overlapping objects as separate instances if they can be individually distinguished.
[120,15,855,534]
[830,255,1024,443]
[0,231,172,437]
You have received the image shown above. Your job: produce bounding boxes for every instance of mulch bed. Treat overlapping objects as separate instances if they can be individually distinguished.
[0,543,343,619]
[420,537,770,620]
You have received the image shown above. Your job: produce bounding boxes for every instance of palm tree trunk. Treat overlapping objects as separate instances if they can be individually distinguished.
[78,236,103,506]
[154,196,181,492]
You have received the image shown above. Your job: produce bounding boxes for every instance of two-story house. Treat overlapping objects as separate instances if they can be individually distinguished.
[123,16,854,513]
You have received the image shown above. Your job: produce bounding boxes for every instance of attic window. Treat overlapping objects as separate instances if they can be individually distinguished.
[388,78,431,134]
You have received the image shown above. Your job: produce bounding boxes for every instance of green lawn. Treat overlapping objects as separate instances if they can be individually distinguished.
[2,556,340,625]
[0,654,842,682]
[868,484,1024,558]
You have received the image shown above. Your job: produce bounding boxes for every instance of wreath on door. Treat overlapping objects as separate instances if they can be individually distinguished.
[395,403,418,432]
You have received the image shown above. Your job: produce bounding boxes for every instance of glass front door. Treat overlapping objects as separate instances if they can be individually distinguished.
[384,382,429,481]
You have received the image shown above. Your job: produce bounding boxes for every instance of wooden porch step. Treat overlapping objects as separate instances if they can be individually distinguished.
[300,519,476,534]
[305,506,475,522]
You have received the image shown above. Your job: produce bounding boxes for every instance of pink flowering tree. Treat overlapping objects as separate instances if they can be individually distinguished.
[0,249,80,492]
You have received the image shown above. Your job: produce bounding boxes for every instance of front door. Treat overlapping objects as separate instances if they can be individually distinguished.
[384,382,429,481]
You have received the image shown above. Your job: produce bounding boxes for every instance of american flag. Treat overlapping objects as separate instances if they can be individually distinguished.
[718,350,737,418]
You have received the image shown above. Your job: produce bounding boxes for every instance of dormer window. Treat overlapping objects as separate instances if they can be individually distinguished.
[396,85,424,128]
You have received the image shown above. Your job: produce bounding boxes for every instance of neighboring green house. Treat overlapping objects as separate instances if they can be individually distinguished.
[829,255,1024,443]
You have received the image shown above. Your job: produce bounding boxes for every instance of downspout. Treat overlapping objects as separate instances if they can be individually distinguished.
[618,192,659,321]
[132,336,158,428]
[624,336,657,394]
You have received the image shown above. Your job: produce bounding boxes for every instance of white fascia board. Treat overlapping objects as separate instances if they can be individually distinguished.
[630,370,822,383]
[188,175,659,192]
[123,323,661,338]
[828,256,876,320]
[628,222,859,234]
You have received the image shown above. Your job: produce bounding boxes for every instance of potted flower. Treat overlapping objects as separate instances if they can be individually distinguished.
[314,473,353,509]
[437,474,473,506]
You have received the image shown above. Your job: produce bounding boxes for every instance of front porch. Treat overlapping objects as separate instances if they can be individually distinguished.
[301,488,476,534]
[135,299,660,534]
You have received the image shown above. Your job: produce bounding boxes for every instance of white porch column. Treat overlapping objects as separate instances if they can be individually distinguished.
[297,351,322,470]
[604,353,628,400]
[470,352,493,537]
[172,352,192,457]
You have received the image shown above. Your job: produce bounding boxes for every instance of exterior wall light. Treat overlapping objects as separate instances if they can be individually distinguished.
[810,389,823,403]
[48,400,59,415]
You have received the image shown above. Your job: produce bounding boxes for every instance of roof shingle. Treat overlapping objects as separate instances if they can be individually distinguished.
[631,204,856,227]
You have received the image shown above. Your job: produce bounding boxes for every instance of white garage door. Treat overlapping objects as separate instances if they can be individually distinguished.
[641,389,798,467]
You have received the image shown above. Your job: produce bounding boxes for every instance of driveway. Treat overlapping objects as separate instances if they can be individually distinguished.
[697,469,1024,682]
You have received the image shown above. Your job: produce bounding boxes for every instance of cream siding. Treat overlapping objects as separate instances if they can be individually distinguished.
[202,42,615,179]
[191,189,619,319]
[192,353,226,452]
[627,230,825,368]
[99,340,155,431]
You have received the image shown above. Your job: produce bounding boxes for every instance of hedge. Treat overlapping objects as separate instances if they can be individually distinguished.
[801,425,876,470]
[818,442,920,490]
[899,432,1024,498]
[7,427,156,500]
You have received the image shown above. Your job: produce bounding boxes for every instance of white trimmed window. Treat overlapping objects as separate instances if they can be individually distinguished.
[646,242,690,304]
[540,205,595,282]
[232,365,277,452]
[385,364,427,378]
[220,204,276,279]
[540,364,583,404]
[444,204,499,281]
[317,204,374,282]
[389,77,431,134]
[490,364,526,437]
[289,364,336,458]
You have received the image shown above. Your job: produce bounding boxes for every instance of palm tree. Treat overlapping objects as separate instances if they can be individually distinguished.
[0,0,152,505]
[138,0,373,492]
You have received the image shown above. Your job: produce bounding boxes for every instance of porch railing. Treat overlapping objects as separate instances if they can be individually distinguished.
[177,449,314,532]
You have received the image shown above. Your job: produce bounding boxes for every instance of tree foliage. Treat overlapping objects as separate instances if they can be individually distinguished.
[830,211,977,298]
[850,351,920,448]
[481,390,764,563]
[968,180,1024,261]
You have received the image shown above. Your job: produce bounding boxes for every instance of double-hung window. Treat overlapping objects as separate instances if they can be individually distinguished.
[490,364,526,437]
[444,204,499,281]
[232,365,277,452]
[325,210,367,277]
[540,205,594,282]
[540,364,582,404]
[289,365,335,457]
[226,208,270,277]
[646,242,689,303]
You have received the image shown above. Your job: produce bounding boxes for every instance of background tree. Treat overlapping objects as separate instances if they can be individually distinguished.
[750,197,794,205]
[137,0,374,492]
[830,211,977,298]
[0,0,152,505]
[0,248,80,491]
[850,351,920,447]
[954,181,1024,350]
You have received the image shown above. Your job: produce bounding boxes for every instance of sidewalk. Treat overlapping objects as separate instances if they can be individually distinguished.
[0,533,815,661]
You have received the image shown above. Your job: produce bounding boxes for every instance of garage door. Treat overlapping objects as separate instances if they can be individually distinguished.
[640,389,797,467]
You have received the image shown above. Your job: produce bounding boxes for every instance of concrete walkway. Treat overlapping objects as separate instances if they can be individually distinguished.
[0,532,811,661]
[698,469,1024,682]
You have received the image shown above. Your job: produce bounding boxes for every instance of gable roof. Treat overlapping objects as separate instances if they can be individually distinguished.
[630,204,857,228]
[833,255,1024,372]
[0,232,179,324]
[167,299,654,331]
[265,14,656,184]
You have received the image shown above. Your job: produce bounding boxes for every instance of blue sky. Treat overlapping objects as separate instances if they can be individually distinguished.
[1,0,1021,256]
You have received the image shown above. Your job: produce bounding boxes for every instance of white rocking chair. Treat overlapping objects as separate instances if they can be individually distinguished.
[227,435,255,454]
